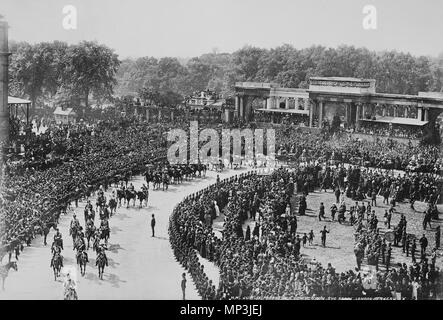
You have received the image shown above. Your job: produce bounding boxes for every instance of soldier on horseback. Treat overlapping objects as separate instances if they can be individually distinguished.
[51,240,62,256]
[53,228,63,250]
[96,245,109,280]
[50,251,63,280]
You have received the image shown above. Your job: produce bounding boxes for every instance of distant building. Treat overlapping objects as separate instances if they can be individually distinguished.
[186,89,221,109]
[54,106,77,124]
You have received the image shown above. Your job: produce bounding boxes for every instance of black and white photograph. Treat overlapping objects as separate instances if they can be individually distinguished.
[0,0,442,304]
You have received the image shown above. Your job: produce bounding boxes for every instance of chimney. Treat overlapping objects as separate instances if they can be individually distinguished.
[0,17,10,146]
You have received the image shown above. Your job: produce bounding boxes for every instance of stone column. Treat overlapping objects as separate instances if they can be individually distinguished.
[424,108,429,121]
[285,98,289,110]
[146,108,150,122]
[263,98,267,110]
[318,100,324,128]
[344,103,349,126]
[171,110,174,121]
[235,96,239,118]
[382,105,386,117]
[239,96,244,119]
[393,106,398,117]
[304,98,309,111]
[309,100,314,127]
[417,107,423,121]
[266,97,272,110]
[362,104,366,119]
[0,19,10,145]
[356,103,361,128]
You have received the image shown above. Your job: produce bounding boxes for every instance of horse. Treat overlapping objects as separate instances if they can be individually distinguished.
[96,252,108,280]
[0,261,18,290]
[51,253,63,281]
[169,168,182,184]
[69,222,80,246]
[84,208,95,225]
[99,225,110,245]
[51,241,63,256]
[85,223,96,250]
[124,189,137,208]
[116,189,125,207]
[76,250,88,276]
[152,174,161,190]
[108,198,117,215]
[92,232,101,253]
[73,236,86,252]
[136,190,148,208]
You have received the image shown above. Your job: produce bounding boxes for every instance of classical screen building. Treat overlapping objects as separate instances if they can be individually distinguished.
[234,77,443,131]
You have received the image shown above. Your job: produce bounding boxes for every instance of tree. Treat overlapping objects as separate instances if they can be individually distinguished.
[9,41,67,110]
[63,41,120,110]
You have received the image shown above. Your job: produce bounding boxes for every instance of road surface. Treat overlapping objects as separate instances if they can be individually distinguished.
[1,168,249,300]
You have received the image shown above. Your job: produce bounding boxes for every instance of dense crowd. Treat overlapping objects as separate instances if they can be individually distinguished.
[1,105,442,300]
[277,126,442,173]
[0,117,173,254]
[354,122,423,139]
[170,168,442,299]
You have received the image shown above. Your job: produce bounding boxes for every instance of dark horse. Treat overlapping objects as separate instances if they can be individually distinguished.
[85,223,96,250]
[136,190,148,208]
[108,198,117,215]
[124,189,137,208]
[99,225,110,244]
[76,250,88,276]
[116,189,125,207]
[51,252,63,281]
[96,251,108,280]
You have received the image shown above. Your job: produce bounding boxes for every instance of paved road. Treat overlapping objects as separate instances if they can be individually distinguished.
[1,168,248,300]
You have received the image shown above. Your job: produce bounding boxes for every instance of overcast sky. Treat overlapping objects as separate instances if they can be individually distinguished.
[2,0,442,59]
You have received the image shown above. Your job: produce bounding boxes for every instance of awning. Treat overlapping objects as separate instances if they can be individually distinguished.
[8,96,31,104]
[256,108,309,115]
[361,116,428,126]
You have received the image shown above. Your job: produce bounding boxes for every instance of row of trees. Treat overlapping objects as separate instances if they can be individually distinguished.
[8,41,120,111]
[116,45,443,99]
[8,42,443,113]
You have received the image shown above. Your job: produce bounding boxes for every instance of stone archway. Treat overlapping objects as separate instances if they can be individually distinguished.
[244,96,268,122]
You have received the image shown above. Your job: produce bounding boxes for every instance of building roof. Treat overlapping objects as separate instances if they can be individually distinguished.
[256,108,309,114]
[361,116,428,126]
[53,106,76,116]
[8,96,31,104]
[310,76,375,82]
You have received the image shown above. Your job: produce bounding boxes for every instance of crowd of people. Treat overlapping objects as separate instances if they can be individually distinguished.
[277,125,442,173]
[1,103,442,300]
[0,116,173,255]
[170,167,442,299]
[354,122,423,139]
